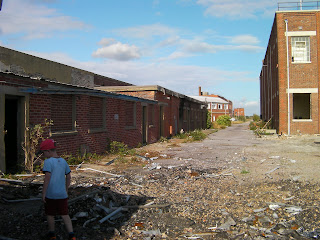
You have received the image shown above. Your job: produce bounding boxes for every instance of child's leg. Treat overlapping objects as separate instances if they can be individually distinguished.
[61,215,73,233]
[47,215,55,232]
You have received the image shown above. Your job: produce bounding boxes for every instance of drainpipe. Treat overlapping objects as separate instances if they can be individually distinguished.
[285,19,291,136]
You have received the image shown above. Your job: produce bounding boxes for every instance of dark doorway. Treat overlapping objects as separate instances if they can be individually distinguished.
[5,96,20,173]
[142,106,147,144]
[159,106,164,137]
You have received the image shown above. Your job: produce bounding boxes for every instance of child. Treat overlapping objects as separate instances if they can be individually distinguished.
[40,139,76,240]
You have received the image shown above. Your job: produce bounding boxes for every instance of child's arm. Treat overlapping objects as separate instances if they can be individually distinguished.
[66,173,71,191]
[42,172,51,203]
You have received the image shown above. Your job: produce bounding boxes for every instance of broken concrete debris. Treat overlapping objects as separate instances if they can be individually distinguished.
[1,159,320,239]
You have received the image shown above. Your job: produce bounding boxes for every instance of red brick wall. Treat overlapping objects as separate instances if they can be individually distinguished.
[94,74,133,87]
[261,11,320,134]
[89,96,103,129]
[51,95,73,132]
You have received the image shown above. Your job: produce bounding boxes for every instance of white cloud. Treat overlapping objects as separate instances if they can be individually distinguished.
[196,0,278,19]
[92,42,141,61]
[0,0,89,39]
[114,23,178,39]
[98,38,117,46]
[229,35,260,45]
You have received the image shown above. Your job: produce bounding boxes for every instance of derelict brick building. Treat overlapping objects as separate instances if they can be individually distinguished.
[0,46,206,173]
[260,3,320,134]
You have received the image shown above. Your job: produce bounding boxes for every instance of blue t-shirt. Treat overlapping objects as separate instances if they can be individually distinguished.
[43,157,71,199]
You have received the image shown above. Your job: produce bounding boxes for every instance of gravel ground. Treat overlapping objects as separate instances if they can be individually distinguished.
[1,122,320,240]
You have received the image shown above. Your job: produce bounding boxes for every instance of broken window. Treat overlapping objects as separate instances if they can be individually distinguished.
[125,101,136,128]
[293,93,311,119]
[291,36,310,63]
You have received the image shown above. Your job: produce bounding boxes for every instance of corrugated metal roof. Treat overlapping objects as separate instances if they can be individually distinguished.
[190,96,229,104]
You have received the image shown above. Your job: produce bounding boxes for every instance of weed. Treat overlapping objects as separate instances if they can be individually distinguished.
[158,136,168,143]
[62,152,104,165]
[241,169,250,174]
[23,119,53,172]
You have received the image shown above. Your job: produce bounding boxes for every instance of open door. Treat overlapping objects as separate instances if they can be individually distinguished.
[4,95,24,173]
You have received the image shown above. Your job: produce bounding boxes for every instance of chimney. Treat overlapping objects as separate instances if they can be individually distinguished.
[199,86,202,96]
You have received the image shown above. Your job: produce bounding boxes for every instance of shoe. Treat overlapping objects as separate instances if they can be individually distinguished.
[46,232,56,240]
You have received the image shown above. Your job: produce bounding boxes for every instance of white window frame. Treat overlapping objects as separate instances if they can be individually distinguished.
[224,104,228,110]
[212,103,217,109]
[291,36,310,63]
[218,104,222,109]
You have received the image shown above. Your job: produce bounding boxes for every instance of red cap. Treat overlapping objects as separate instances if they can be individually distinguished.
[40,139,56,151]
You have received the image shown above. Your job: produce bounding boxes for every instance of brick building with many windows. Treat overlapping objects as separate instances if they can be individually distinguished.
[234,108,245,117]
[191,87,233,122]
[0,46,206,173]
[260,3,320,135]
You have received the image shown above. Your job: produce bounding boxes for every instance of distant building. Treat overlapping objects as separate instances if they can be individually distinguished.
[234,108,245,117]
[260,2,320,134]
[191,87,233,122]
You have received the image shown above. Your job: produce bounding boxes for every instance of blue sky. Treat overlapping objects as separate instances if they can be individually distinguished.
[0,0,287,115]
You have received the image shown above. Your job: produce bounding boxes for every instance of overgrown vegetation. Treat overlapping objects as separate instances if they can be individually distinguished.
[175,129,207,142]
[109,141,136,156]
[62,152,104,166]
[23,119,53,172]
[206,111,213,129]
[236,116,246,122]
[216,115,231,127]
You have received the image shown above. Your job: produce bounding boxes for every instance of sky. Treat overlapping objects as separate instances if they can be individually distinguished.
[0,0,290,115]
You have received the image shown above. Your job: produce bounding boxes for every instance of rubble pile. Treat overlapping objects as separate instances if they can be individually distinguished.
[1,163,320,239]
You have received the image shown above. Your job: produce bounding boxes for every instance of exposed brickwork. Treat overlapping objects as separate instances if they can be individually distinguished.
[261,11,320,134]
[234,108,245,117]
[94,74,133,87]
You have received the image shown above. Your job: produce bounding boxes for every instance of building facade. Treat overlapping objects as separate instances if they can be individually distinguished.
[191,87,233,122]
[96,86,207,136]
[234,108,245,117]
[0,46,206,173]
[260,4,320,134]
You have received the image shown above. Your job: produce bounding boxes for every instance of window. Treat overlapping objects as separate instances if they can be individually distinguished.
[224,104,228,110]
[207,103,211,110]
[51,95,76,133]
[218,104,222,109]
[149,104,155,125]
[125,101,136,128]
[212,104,217,109]
[88,96,106,133]
[293,93,310,119]
[291,36,310,63]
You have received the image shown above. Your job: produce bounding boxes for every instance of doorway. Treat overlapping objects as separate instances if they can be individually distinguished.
[159,106,164,137]
[142,106,147,144]
[5,96,22,173]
